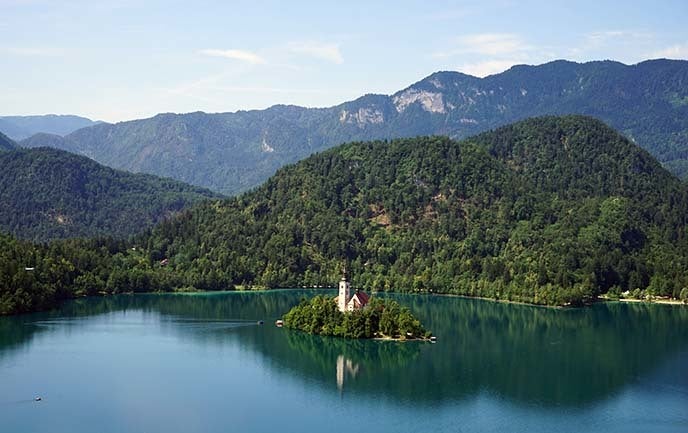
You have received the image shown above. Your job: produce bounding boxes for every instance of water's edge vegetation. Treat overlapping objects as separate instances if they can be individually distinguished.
[3,116,688,315]
[283,295,431,340]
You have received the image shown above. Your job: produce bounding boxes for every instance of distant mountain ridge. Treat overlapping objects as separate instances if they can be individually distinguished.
[21,59,688,194]
[0,114,100,140]
[0,147,220,241]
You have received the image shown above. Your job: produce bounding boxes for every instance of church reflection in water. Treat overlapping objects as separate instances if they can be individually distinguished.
[336,354,360,392]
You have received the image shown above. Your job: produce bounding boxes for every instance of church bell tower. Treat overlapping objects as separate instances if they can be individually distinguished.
[337,266,350,312]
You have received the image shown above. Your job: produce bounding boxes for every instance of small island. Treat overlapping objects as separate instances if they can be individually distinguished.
[282,269,432,340]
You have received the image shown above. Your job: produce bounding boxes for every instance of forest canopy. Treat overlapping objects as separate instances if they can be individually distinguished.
[283,295,429,339]
[2,115,688,315]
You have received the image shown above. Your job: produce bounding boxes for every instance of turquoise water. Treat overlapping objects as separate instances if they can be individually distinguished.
[1,290,687,432]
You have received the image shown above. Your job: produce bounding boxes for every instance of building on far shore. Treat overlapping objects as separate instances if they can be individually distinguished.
[336,267,369,312]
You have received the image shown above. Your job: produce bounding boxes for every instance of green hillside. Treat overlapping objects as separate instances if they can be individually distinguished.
[144,116,688,305]
[3,116,687,315]
[0,131,15,151]
[0,147,220,241]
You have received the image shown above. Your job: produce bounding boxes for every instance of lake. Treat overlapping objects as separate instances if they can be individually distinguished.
[1,290,687,433]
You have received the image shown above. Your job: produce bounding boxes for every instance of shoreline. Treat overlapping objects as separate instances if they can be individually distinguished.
[131,287,688,309]
[415,292,569,309]
[372,336,435,343]
[5,287,686,318]
[598,294,686,306]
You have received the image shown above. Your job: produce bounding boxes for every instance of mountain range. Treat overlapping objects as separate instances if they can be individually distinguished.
[0,147,220,241]
[19,59,688,195]
[0,114,100,141]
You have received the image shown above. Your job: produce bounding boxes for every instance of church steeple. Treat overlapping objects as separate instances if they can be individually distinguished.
[337,265,351,312]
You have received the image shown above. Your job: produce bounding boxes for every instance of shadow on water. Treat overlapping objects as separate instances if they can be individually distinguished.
[2,290,688,408]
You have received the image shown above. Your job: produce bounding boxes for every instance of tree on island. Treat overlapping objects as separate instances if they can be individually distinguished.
[282,295,430,340]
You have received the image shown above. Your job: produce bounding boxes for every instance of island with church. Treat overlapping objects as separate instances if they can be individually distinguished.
[282,268,432,340]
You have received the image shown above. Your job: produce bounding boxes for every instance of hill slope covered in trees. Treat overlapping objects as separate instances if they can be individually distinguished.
[0,132,15,151]
[20,59,688,194]
[143,115,688,304]
[0,147,220,241]
[2,116,687,315]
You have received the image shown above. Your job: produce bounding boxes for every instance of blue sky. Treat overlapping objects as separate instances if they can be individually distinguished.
[1,0,687,122]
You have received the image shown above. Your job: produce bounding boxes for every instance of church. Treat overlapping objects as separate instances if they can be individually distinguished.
[336,268,369,312]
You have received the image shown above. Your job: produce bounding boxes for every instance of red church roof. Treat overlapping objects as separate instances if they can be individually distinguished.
[350,290,369,307]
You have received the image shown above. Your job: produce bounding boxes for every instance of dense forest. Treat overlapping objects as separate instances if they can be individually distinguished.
[2,115,688,315]
[20,59,688,194]
[0,147,220,241]
[283,295,428,339]
[0,131,15,151]
[0,234,154,314]
[139,115,688,306]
